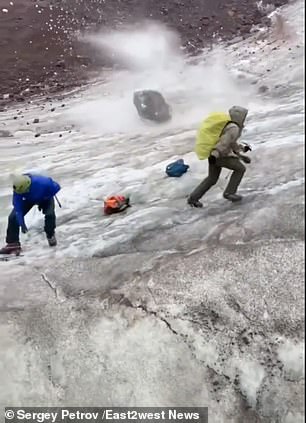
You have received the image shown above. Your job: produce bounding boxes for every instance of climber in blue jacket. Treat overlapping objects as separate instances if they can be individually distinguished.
[0,174,61,255]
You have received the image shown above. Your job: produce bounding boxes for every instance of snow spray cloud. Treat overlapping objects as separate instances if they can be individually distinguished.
[85,21,182,71]
[66,22,254,135]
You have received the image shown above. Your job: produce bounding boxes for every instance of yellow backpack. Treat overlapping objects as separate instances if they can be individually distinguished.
[195,112,231,160]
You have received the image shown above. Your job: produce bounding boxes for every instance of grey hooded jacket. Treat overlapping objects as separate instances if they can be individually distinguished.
[211,106,248,158]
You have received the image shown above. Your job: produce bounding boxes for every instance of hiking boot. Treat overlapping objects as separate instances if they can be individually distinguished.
[223,193,243,202]
[187,197,203,208]
[47,235,57,247]
[0,242,22,255]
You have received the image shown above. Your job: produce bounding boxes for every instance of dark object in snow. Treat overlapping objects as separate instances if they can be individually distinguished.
[35,133,41,138]
[104,195,130,215]
[0,130,13,138]
[133,90,171,123]
[33,118,39,124]
[166,159,190,177]
[258,85,269,94]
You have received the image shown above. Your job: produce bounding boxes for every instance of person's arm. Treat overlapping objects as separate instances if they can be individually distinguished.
[211,124,251,162]
[12,193,28,232]
[211,125,241,159]
[233,142,252,163]
[232,140,245,155]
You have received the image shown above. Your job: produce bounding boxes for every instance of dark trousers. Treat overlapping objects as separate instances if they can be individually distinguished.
[6,198,56,244]
[189,156,246,201]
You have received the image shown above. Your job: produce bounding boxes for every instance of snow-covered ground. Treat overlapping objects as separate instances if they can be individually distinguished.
[0,1,304,421]
[0,3,304,262]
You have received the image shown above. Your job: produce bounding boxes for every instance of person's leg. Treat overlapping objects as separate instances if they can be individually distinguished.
[40,198,57,245]
[5,209,21,245]
[188,159,222,206]
[6,202,33,244]
[217,157,246,201]
[1,202,33,254]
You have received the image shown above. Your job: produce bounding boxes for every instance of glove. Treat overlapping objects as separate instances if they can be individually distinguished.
[242,143,252,153]
[240,155,251,164]
[21,225,28,234]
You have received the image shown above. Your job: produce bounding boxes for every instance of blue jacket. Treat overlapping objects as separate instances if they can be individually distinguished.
[13,174,61,228]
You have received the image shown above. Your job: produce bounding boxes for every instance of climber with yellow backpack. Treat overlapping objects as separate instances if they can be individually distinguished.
[187,106,252,208]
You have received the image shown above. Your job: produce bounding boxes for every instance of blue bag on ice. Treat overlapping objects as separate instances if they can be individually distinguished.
[166,159,189,177]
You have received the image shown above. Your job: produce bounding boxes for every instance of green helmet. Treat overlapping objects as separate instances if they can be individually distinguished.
[13,174,31,194]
